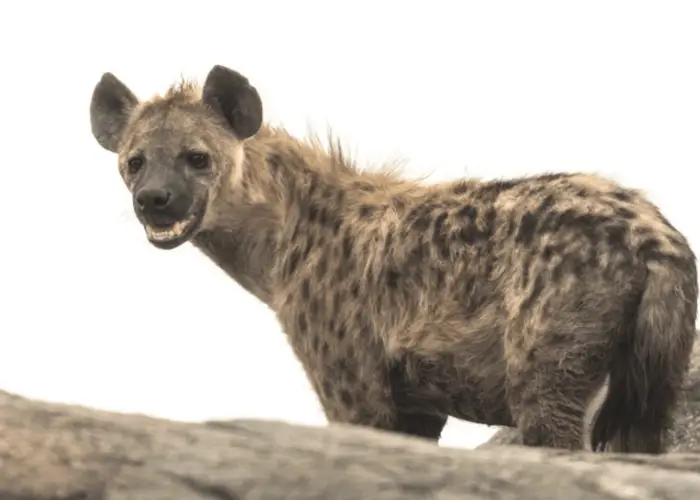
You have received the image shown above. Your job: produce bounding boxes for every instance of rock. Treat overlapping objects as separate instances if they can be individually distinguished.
[482,333,700,452]
[1,389,700,499]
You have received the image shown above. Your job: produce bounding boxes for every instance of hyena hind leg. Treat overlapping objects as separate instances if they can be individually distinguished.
[507,349,610,451]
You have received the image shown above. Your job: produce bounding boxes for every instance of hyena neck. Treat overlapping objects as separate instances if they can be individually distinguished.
[194,127,402,309]
[191,125,359,306]
[192,198,278,305]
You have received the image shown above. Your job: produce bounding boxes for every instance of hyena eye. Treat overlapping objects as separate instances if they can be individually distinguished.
[186,151,210,170]
[127,156,144,175]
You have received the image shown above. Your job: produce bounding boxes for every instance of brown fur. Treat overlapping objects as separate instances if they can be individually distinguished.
[89,65,698,453]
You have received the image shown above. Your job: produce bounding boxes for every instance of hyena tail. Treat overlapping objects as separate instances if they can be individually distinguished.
[590,258,697,454]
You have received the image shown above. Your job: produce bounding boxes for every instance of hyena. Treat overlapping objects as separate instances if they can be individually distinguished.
[89,64,697,453]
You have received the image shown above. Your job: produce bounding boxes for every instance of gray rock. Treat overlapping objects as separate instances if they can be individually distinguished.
[1,387,700,499]
[482,333,700,452]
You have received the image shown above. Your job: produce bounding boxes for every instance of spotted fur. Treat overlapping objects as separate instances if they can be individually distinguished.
[89,65,698,453]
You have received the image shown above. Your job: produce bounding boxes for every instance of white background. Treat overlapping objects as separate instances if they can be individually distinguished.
[1,1,698,450]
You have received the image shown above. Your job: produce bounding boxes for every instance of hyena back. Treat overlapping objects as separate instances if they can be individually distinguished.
[89,64,697,453]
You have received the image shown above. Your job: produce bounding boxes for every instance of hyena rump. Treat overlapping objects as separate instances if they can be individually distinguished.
[89,64,697,453]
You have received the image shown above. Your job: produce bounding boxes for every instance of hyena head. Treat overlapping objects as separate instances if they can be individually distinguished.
[89,65,263,250]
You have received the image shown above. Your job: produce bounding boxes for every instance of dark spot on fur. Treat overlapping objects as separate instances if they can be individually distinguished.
[311,336,320,352]
[458,205,478,220]
[267,152,283,176]
[309,298,320,319]
[285,249,301,278]
[616,207,636,220]
[433,212,448,240]
[353,180,376,193]
[342,234,353,259]
[605,224,628,248]
[537,207,613,244]
[433,212,451,258]
[340,389,354,407]
[359,205,373,217]
[439,243,450,260]
[483,208,496,234]
[317,208,328,226]
[638,239,665,262]
[458,206,494,245]
[307,203,319,223]
[453,182,469,195]
[521,265,530,288]
[346,344,355,359]
[316,255,328,279]
[387,269,400,289]
[337,325,346,342]
[297,313,308,334]
[517,195,558,244]
[542,243,566,262]
[320,186,334,200]
[301,279,310,300]
[322,380,333,397]
[477,179,521,201]
[542,245,554,260]
[350,282,360,298]
[435,268,445,288]
[406,206,432,231]
[307,181,317,199]
[587,245,600,266]
[538,194,557,213]
[612,190,632,202]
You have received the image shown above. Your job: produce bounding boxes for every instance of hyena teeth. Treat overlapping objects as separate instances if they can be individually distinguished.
[145,214,195,241]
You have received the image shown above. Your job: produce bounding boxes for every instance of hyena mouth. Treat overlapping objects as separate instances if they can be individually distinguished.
[145,214,196,241]
[144,207,205,250]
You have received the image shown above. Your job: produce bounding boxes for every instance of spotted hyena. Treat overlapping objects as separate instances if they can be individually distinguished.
[89,64,697,453]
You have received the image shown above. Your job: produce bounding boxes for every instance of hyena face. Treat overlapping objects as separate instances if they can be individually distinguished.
[89,66,263,249]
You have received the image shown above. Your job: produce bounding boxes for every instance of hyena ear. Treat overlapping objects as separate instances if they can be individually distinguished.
[90,73,139,153]
[202,65,263,140]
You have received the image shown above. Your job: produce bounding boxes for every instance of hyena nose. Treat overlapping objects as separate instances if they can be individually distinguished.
[136,187,172,211]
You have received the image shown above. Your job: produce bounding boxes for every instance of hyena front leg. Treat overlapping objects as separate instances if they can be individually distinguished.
[307,343,447,441]
[380,407,448,441]
[505,327,610,450]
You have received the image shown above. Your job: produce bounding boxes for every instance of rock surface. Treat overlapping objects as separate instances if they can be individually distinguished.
[482,333,700,452]
[1,387,700,499]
